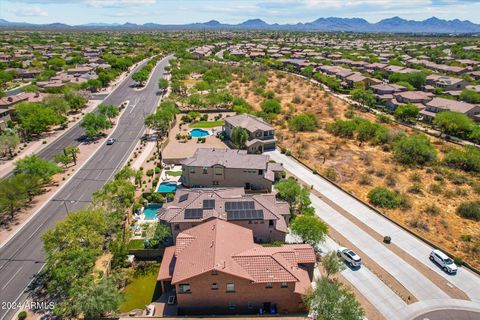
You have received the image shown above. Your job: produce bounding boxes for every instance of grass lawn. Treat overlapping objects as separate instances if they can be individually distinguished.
[189,120,224,128]
[165,170,182,177]
[127,239,144,250]
[119,263,161,313]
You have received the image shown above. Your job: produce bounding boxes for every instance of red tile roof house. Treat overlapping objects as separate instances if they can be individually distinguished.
[181,148,283,192]
[158,188,290,243]
[157,219,315,316]
[223,114,277,153]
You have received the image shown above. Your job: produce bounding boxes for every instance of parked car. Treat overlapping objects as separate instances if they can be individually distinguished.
[106,138,116,145]
[337,247,362,267]
[430,249,457,274]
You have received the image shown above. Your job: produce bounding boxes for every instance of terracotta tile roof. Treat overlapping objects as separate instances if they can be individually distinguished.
[165,219,313,294]
[158,188,289,233]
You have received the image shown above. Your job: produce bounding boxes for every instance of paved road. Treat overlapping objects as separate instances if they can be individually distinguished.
[266,150,480,318]
[0,55,173,320]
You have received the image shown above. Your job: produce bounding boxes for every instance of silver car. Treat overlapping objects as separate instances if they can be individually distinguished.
[337,247,362,268]
[430,249,457,274]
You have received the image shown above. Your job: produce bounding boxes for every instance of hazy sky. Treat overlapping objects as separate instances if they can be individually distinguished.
[1,0,480,25]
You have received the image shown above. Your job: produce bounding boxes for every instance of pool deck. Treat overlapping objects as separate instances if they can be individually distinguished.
[162,113,231,164]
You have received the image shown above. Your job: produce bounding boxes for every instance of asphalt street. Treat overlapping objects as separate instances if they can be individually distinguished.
[0,55,173,320]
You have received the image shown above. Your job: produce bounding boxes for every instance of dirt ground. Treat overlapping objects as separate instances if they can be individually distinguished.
[228,71,480,269]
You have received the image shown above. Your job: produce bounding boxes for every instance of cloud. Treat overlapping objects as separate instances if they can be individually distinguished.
[3,0,157,5]
[13,6,48,17]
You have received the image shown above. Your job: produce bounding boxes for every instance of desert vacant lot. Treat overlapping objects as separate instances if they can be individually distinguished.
[228,70,480,269]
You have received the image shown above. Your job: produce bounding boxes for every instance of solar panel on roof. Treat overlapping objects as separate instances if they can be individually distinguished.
[184,208,203,219]
[203,199,215,209]
[226,209,263,221]
[225,201,255,211]
[179,194,189,202]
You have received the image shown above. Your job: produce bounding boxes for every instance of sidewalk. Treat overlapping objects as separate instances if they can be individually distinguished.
[266,150,480,303]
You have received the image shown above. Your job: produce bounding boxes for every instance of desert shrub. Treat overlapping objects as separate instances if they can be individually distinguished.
[326,119,356,138]
[323,167,338,181]
[385,173,397,187]
[146,169,154,176]
[393,134,437,166]
[425,204,440,216]
[358,174,372,185]
[443,146,480,173]
[429,183,443,194]
[288,113,319,132]
[457,201,480,221]
[408,182,422,194]
[368,187,400,209]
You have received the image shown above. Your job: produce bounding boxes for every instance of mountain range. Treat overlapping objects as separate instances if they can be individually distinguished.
[1,17,480,34]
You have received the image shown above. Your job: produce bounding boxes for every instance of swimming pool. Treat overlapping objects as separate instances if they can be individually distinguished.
[190,128,210,138]
[143,203,163,220]
[157,182,177,193]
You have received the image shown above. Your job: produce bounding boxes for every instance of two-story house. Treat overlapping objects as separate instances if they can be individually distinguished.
[157,219,315,315]
[180,148,283,192]
[223,114,276,154]
[158,188,290,243]
[426,75,468,92]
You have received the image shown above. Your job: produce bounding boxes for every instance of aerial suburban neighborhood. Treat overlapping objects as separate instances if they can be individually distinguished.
[0,1,480,320]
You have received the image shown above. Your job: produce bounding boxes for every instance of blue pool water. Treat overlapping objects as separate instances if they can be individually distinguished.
[190,128,210,138]
[143,203,163,220]
[157,182,177,193]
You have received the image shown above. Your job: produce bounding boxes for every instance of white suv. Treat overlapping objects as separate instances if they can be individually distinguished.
[430,249,457,274]
[337,247,362,268]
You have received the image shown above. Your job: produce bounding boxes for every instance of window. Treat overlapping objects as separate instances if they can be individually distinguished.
[269,220,274,227]
[281,282,288,288]
[258,170,263,175]
[174,224,180,231]
[211,283,218,290]
[178,284,191,294]
[202,167,208,174]
[214,167,223,175]
[226,282,235,292]
[189,168,195,174]
[213,181,219,186]
[265,283,273,288]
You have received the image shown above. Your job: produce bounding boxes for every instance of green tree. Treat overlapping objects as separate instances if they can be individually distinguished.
[444,146,480,173]
[393,134,437,166]
[460,89,480,104]
[327,120,357,139]
[158,78,169,91]
[389,72,426,89]
[82,79,102,92]
[469,126,480,144]
[93,179,136,213]
[322,251,345,279]
[15,102,63,137]
[394,104,419,123]
[14,155,62,182]
[43,96,70,116]
[80,113,111,139]
[72,277,123,319]
[288,113,319,132]
[0,176,28,219]
[65,92,87,112]
[456,201,480,221]
[434,111,475,138]
[64,145,80,166]
[290,215,328,244]
[0,131,20,158]
[54,152,73,167]
[351,89,376,110]
[230,127,248,149]
[305,278,364,320]
[98,104,119,124]
[14,173,42,201]
[132,70,149,86]
[260,99,281,114]
[355,119,379,146]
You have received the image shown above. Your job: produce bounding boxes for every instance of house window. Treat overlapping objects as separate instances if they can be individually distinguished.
[265,283,273,288]
[226,282,235,292]
[178,284,191,294]
[202,167,208,174]
[214,167,223,175]
[258,170,263,175]
[269,220,274,227]
[189,168,195,174]
[174,224,180,231]
[211,283,218,290]
[281,282,288,288]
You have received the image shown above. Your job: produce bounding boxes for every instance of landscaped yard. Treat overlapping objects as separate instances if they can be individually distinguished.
[119,263,161,313]
[189,120,224,128]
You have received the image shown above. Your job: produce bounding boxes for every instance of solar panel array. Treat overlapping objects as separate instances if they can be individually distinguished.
[179,194,189,202]
[184,208,203,219]
[226,209,264,221]
[203,199,215,209]
[224,201,255,211]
